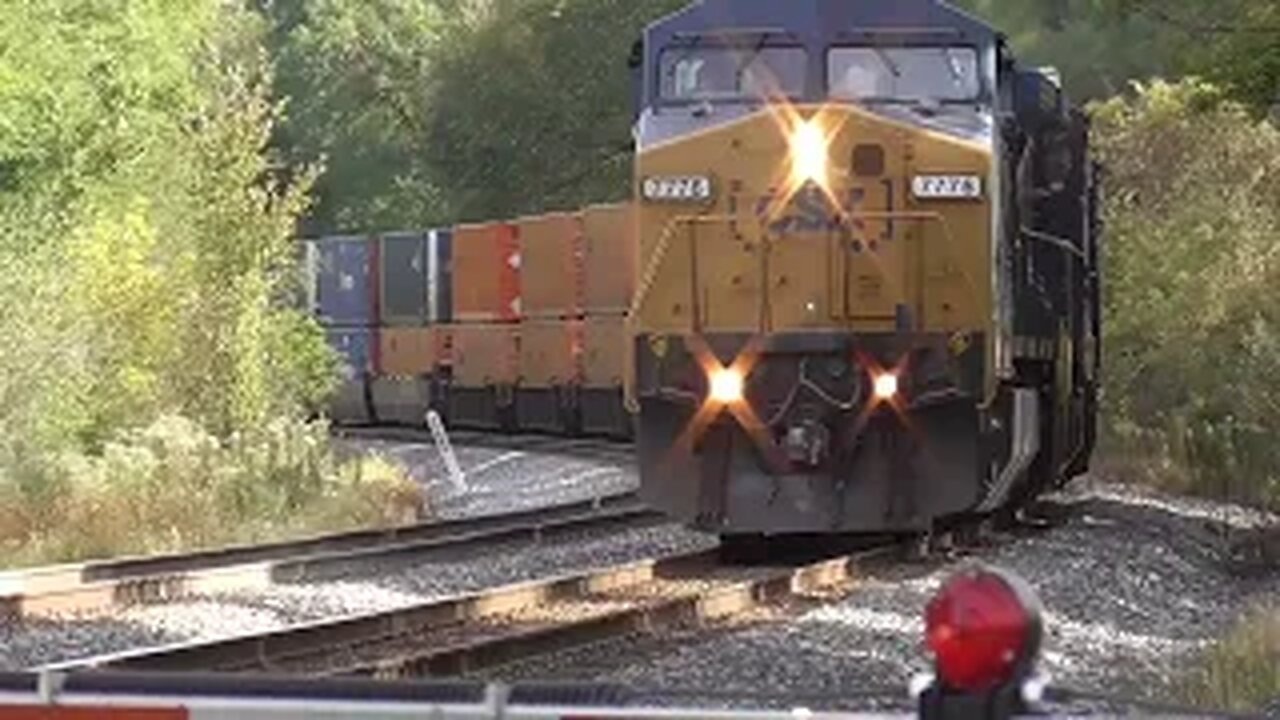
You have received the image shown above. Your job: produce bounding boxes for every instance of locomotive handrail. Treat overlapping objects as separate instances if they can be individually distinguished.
[622,209,973,413]
[625,213,735,413]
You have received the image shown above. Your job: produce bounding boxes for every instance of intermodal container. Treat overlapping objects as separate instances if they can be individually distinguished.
[325,327,376,379]
[583,204,637,314]
[582,315,627,389]
[379,232,427,326]
[380,327,437,377]
[315,236,377,325]
[452,222,520,323]
[370,376,430,427]
[518,320,582,388]
[427,228,454,324]
[325,327,376,424]
[518,212,584,319]
[450,324,520,386]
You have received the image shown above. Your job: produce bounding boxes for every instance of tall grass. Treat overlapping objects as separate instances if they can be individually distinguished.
[0,415,423,568]
[1178,606,1279,714]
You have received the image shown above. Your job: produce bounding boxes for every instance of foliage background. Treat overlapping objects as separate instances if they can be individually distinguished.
[0,0,417,563]
[1092,81,1280,510]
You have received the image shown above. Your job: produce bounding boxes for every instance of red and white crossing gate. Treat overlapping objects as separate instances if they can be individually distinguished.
[0,673,887,720]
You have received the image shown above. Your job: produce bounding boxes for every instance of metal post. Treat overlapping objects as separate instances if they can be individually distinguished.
[483,682,510,720]
[36,669,64,705]
[426,410,467,493]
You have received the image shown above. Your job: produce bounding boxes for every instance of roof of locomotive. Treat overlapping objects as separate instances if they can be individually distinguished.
[646,0,998,48]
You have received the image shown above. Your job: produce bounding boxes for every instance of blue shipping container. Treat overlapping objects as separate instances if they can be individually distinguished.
[427,228,454,324]
[325,327,377,380]
[315,236,376,325]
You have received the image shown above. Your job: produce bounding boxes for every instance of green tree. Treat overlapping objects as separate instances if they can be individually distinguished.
[1093,79,1280,509]
[1098,0,1280,113]
[268,0,686,230]
[265,0,451,234]
[419,0,684,222]
[955,0,1182,99]
[0,0,331,454]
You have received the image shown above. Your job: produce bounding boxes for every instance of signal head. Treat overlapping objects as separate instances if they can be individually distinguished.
[924,565,1044,693]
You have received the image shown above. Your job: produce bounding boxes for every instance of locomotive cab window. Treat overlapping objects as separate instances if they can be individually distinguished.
[828,46,980,102]
[660,46,806,102]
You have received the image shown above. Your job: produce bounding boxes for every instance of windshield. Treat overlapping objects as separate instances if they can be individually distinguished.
[828,46,981,102]
[659,46,806,102]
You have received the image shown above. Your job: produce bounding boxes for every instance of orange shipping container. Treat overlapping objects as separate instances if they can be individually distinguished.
[519,321,582,388]
[518,212,584,319]
[451,324,520,386]
[583,315,628,389]
[452,222,521,322]
[583,203,637,314]
[379,327,437,376]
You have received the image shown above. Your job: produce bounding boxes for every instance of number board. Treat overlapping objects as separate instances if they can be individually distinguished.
[911,175,983,200]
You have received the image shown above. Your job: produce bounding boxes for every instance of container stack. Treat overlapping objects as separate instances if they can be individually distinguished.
[511,212,582,434]
[311,235,380,424]
[448,222,521,430]
[305,201,636,438]
[306,229,453,427]
[373,231,435,426]
[580,203,637,438]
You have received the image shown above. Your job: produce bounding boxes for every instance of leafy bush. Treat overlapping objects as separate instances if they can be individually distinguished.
[0,415,423,567]
[0,1,370,565]
[0,1,333,449]
[1093,79,1280,511]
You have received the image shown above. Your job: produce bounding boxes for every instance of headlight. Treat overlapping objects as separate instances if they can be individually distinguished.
[873,372,899,402]
[708,367,745,405]
[791,120,829,186]
[642,175,713,203]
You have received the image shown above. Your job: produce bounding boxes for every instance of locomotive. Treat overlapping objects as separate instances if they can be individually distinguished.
[627,0,1102,539]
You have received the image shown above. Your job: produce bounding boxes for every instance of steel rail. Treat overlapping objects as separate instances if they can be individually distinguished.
[1,491,653,619]
[361,546,896,680]
[45,545,897,678]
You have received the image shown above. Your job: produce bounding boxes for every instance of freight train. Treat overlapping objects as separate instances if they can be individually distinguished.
[308,0,1102,542]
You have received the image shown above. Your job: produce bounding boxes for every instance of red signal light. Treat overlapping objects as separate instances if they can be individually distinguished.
[924,566,1043,692]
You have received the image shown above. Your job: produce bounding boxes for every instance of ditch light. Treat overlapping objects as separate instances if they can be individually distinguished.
[708,367,745,406]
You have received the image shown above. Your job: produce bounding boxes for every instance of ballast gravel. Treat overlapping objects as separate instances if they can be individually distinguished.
[334,432,638,519]
[0,522,713,670]
[489,479,1279,714]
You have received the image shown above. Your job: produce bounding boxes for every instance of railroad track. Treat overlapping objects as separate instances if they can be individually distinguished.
[0,492,655,619]
[44,545,898,678]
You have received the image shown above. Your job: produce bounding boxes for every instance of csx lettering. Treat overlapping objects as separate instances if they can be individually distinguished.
[755,184,891,242]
